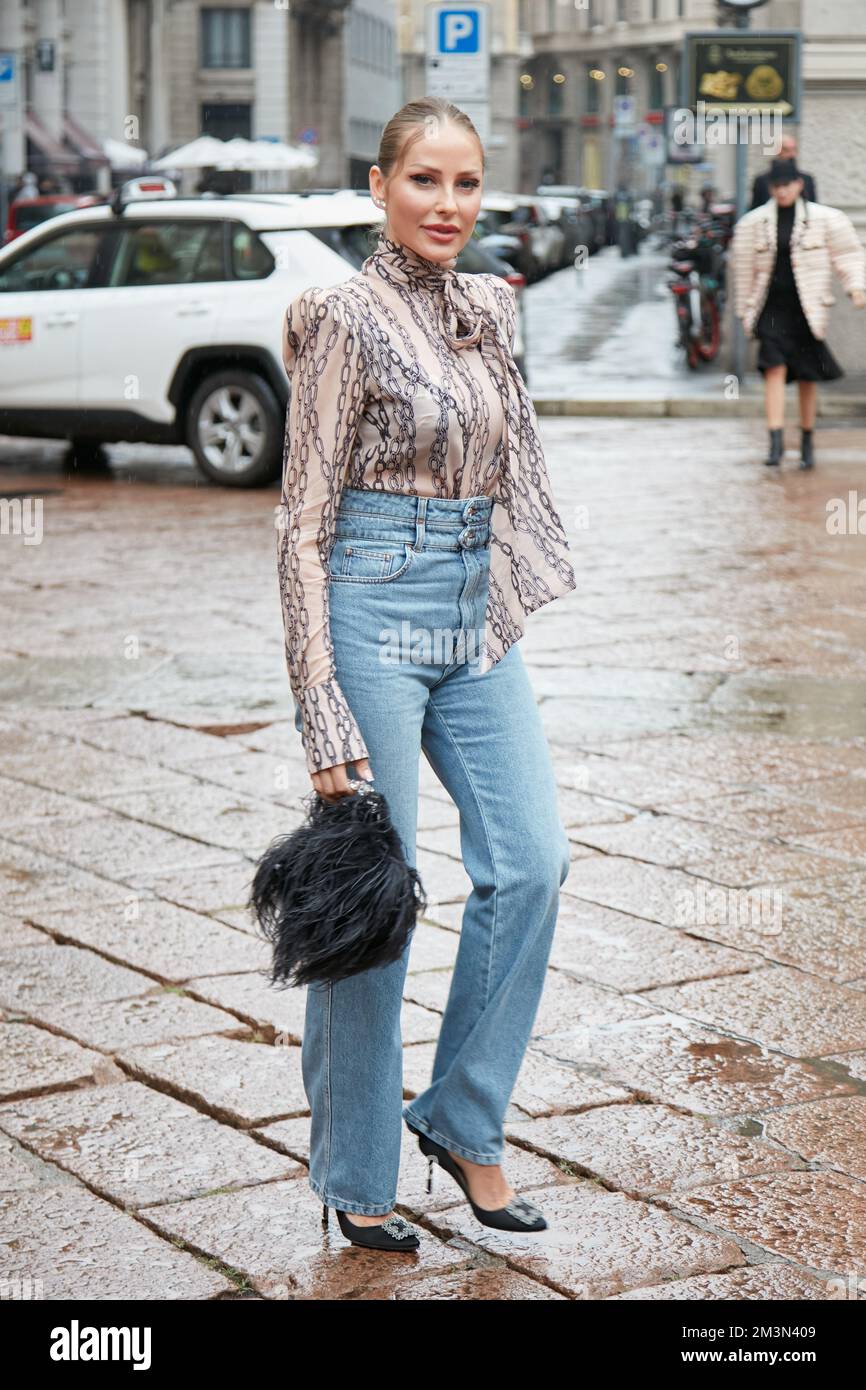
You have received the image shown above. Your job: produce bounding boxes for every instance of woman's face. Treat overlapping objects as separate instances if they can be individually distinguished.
[771,177,803,208]
[370,120,483,262]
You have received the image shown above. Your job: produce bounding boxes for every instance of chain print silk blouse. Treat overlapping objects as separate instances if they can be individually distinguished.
[278,229,577,775]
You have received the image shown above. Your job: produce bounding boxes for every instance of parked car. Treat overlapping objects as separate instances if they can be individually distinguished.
[0,179,529,486]
[536,185,603,264]
[4,193,105,244]
[480,193,563,281]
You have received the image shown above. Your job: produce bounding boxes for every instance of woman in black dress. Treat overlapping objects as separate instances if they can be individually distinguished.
[756,163,839,468]
[732,156,866,468]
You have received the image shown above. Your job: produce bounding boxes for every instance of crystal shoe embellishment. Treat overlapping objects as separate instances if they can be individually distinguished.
[380,1213,414,1239]
[503,1195,542,1224]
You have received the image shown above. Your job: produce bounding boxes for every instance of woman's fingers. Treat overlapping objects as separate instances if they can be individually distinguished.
[311,758,374,803]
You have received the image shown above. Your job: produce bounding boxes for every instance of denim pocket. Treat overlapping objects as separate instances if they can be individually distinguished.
[328,536,416,584]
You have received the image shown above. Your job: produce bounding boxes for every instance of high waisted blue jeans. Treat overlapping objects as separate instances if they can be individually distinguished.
[294,486,571,1215]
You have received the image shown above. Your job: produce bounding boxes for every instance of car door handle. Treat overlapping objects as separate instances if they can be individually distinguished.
[44,314,79,327]
[176,303,211,317]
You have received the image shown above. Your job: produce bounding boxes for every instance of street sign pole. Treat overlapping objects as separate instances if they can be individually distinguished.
[720,1,772,383]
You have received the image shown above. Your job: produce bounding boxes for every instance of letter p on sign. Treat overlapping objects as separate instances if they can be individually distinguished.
[440,9,478,53]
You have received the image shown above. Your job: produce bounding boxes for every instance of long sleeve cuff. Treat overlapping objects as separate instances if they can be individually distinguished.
[294,677,370,776]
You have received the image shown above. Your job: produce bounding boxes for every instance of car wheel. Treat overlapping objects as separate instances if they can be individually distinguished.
[186,369,282,487]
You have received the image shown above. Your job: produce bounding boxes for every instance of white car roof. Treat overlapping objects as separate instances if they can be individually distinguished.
[0,192,384,256]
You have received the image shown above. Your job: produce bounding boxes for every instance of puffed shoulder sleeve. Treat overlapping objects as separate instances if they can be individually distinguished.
[484,274,518,353]
[277,285,371,775]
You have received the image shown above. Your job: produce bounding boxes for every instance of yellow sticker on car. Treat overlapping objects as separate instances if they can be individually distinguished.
[0,318,33,343]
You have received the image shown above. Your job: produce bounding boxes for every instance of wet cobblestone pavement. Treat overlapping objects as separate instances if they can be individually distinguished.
[2,419,866,1301]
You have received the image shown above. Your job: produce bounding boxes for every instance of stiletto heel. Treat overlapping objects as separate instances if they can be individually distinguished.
[406,1121,547,1231]
[322,1202,329,1227]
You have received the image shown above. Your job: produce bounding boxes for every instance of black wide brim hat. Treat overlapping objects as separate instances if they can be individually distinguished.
[768,157,802,187]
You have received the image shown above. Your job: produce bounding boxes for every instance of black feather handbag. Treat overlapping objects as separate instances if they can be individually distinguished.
[248,781,427,988]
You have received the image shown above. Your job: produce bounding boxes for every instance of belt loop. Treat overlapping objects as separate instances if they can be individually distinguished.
[414,496,428,551]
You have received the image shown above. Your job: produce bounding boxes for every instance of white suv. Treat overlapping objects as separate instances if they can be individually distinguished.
[0,180,379,486]
[0,179,527,488]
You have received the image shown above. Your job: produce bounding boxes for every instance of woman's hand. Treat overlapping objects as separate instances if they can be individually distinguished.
[311,757,374,804]
[851,289,866,309]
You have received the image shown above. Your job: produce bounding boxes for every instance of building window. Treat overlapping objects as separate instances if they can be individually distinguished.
[616,0,627,20]
[615,62,632,96]
[201,102,252,140]
[201,8,251,69]
[548,75,564,116]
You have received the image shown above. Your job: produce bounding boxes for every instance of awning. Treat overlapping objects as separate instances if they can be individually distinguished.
[62,113,108,162]
[24,111,78,166]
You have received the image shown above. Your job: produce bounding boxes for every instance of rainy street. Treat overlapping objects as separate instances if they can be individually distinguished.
[2,365,866,1298]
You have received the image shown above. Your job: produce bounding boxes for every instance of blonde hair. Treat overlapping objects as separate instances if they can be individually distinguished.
[377,97,485,182]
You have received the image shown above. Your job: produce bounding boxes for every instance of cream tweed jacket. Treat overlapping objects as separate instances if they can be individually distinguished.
[731,197,866,340]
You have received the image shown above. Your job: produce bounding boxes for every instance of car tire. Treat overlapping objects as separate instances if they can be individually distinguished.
[186,369,283,487]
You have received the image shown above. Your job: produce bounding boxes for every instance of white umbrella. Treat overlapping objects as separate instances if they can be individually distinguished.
[151,136,230,170]
[103,137,149,168]
[214,137,318,172]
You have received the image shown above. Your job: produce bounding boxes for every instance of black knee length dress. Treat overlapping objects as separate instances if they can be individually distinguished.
[755,202,843,381]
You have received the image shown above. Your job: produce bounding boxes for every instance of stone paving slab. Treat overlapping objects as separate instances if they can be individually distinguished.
[751,1095,866,1181]
[421,1180,745,1299]
[143,1176,477,1300]
[116,1034,309,1127]
[504,1104,799,1198]
[665,1169,866,1276]
[402,1038,632,1116]
[0,840,147,915]
[0,1080,297,1208]
[403,966,656,1039]
[350,1266,570,1298]
[607,1264,845,1300]
[642,968,866,1057]
[127,859,258,922]
[33,990,246,1051]
[0,942,156,1012]
[529,1017,860,1118]
[571,811,845,886]
[0,1021,118,1101]
[0,917,51,947]
[4,811,242,880]
[99,783,290,856]
[26,898,268,982]
[0,1185,236,1300]
[552,896,759,991]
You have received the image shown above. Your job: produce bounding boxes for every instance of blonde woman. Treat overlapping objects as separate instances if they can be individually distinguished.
[277,99,577,1252]
[732,157,866,467]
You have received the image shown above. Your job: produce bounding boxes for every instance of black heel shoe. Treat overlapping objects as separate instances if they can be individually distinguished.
[406,1123,547,1231]
[322,1202,420,1251]
[799,428,815,469]
[764,427,784,466]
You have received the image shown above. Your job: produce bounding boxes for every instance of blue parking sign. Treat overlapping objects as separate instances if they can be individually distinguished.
[438,9,479,54]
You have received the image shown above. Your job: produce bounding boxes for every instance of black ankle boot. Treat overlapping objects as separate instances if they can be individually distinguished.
[800,428,815,469]
[764,428,784,466]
